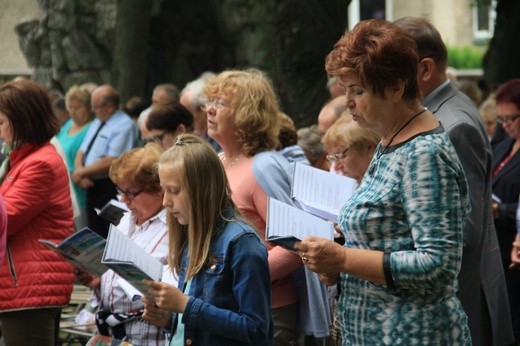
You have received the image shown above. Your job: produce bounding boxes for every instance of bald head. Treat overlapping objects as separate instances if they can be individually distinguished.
[318,96,346,133]
[91,85,120,121]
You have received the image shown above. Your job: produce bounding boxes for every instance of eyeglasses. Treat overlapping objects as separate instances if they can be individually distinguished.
[116,186,144,199]
[497,114,520,125]
[204,99,227,110]
[91,103,107,111]
[326,148,349,163]
[144,132,167,144]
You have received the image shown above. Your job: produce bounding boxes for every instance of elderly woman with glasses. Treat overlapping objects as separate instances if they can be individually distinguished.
[143,104,194,150]
[323,115,380,185]
[74,143,175,345]
[492,79,520,341]
[204,68,330,343]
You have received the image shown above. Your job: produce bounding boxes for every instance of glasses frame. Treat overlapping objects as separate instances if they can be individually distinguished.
[144,131,168,144]
[496,114,520,126]
[326,147,349,163]
[204,99,227,110]
[91,102,107,111]
[116,186,144,200]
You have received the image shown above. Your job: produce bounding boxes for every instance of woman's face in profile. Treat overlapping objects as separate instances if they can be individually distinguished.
[0,112,13,145]
[117,182,164,224]
[343,74,387,130]
[158,165,190,225]
[497,102,520,140]
[330,144,373,183]
[206,95,238,144]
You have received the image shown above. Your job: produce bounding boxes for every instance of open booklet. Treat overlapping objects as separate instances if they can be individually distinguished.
[95,199,129,226]
[266,197,334,250]
[39,225,164,300]
[292,162,357,223]
[39,227,109,276]
[102,225,164,299]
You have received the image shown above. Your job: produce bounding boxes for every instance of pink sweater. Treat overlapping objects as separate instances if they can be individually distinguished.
[225,158,301,309]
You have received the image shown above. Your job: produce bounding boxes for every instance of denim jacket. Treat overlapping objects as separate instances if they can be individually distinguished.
[171,211,273,345]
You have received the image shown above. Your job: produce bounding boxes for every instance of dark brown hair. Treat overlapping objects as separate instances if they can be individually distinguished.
[326,19,420,100]
[495,79,520,110]
[393,16,449,73]
[147,103,194,133]
[0,79,59,146]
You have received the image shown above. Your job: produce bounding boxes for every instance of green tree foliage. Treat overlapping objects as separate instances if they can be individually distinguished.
[447,46,483,69]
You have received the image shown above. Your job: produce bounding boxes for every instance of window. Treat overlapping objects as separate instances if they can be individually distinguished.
[473,0,496,41]
[348,0,392,30]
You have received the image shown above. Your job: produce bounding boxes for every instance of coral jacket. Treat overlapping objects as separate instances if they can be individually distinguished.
[0,142,74,311]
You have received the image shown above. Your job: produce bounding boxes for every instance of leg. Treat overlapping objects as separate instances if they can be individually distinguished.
[0,308,61,346]
[272,303,299,346]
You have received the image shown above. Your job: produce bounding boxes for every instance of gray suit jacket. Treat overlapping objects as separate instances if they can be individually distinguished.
[425,81,514,346]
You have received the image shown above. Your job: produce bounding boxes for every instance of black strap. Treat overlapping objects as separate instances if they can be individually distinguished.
[82,121,106,165]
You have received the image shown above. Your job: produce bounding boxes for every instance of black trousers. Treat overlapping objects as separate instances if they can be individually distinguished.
[86,178,117,238]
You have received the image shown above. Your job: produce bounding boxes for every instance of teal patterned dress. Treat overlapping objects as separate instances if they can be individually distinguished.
[338,127,472,345]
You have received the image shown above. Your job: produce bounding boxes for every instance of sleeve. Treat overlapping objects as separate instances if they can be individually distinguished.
[0,194,7,263]
[389,141,469,288]
[106,121,138,158]
[2,159,55,236]
[445,120,489,253]
[181,232,272,344]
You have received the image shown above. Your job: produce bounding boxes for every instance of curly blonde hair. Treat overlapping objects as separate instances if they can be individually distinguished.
[204,69,281,156]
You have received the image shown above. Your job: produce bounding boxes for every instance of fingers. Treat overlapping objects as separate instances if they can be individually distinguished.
[142,279,154,287]
[293,241,304,252]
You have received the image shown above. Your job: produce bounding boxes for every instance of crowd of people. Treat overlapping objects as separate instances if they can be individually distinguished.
[0,16,519,346]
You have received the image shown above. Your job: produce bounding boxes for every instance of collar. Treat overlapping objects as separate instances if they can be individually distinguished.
[128,208,167,237]
[214,206,235,237]
[422,79,451,105]
[9,142,43,166]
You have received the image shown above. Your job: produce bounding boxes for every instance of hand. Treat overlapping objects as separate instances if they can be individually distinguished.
[294,236,347,275]
[141,296,171,328]
[510,235,520,269]
[78,177,94,189]
[71,170,83,184]
[143,280,189,313]
[492,202,499,219]
[73,268,100,289]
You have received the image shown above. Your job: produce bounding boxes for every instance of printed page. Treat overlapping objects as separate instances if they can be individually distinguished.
[292,162,357,223]
[266,198,334,249]
[102,225,163,297]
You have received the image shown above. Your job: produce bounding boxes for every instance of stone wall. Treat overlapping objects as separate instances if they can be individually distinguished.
[11,0,117,91]
[0,0,38,83]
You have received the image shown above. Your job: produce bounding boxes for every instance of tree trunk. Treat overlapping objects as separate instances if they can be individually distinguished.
[113,0,152,102]
[272,0,348,127]
[483,0,520,91]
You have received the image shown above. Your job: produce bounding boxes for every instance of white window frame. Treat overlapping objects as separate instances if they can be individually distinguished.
[472,0,496,40]
[348,0,393,30]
